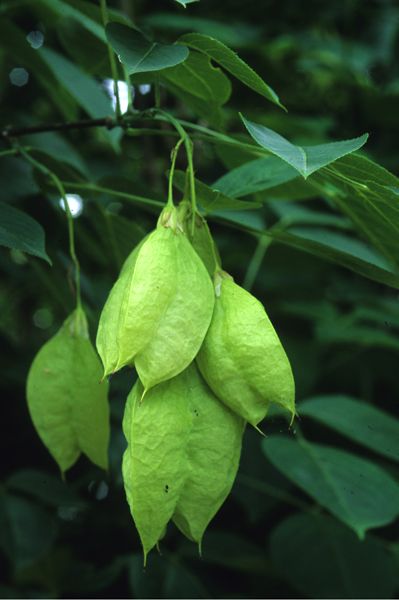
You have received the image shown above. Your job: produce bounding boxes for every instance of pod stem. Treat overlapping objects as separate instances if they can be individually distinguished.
[156,110,197,232]
[100,0,122,119]
[167,138,184,208]
[19,148,82,312]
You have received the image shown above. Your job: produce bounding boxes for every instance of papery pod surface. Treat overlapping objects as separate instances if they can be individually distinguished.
[96,229,175,377]
[197,274,295,427]
[97,206,215,389]
[134,226,215,391]
[122,375,192,561]
[173,363,245,545]
[181,204,220,277]
[96,241,143,376]
[27,308,110,474]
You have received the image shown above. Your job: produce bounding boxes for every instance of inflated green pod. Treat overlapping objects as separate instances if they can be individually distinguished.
[197,272,295,427]
[122,375,192,562]
[27,308,110,475]
[173,364,244,546]
[96,207,214,390]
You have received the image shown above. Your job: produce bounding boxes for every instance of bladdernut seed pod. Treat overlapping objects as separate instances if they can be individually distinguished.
[197,270,295,428]
[96,205,214,391]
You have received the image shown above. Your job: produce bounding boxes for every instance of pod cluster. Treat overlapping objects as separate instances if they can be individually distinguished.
[96,204,295,559]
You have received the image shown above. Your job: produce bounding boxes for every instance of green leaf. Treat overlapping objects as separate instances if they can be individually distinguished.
[0,492,57,570]
[26,132,90,177]
[0,202,51,264]
[270,513,399,599]
[216,211,399,289]
[263,436,399,537]
[241,115,369,178]
[173,170,261,212]
[106,22,189,74]
[26,308,110,474]
[128,553,208,599]
[272,227,399,289]
[214,156,299,198]
[7,469,82,508]
[39,47,120,149]
[0,19,76,119]
[313,154,399,268]
[178,33,285,109]
[39,0,106,41]
[300,395,399,463]
[162,51,231,106]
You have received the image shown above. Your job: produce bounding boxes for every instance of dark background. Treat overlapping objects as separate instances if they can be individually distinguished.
[1,0,399,597]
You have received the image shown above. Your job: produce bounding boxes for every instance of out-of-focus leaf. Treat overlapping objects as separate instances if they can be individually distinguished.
[26,132,90,177]
[314,154,399,269]
[6,469,82,508]
[263,435,399,537]
[241,115,368,178]
[0,202,51,264]
[270,513,399,599]
[144,13,259,47]
[0,158,39,199]
[216,211,399,288]
[0,19,76,119]
[128,553,208,599]
[300,395,399,463]
[173,170,261,212]
[179,33,285,109]
[106,23,189,74]
[0,492,57,570]
[39,47,120,149]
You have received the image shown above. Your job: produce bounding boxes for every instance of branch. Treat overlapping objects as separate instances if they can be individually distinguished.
[1,116,118,139]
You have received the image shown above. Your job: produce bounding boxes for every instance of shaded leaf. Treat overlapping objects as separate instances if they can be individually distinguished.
[263,435,399,536]
[0,492,57,570]
[300,395,399,463]
[270,513,399,599]
[106,22,189,74]
[241,115,368,178]
[39,47,119,149]
[0,202,50,264]
[128,553,208,599]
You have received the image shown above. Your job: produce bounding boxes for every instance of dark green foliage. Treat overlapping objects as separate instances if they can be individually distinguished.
[1,0,399,597]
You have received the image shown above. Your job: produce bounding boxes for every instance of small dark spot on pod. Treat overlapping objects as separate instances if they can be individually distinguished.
[194,408,199,417]
[164,484,169,493]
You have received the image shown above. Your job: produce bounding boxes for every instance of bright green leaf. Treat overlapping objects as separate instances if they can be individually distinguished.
[106,22,189,74]
[214,156,299,198]
[241,115,368,178]
[263,436,399,537]
[300,395,399,463]
[178,33,285,109]
[0,202,51,264]
[270,513,399,599]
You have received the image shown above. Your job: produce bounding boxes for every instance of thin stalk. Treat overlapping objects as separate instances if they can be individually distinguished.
[100,0,122,118]
[19,149,82,310]
[62,181,163,209]
[156,110,197,232]
[243,234,273,291]
[167,139,184,207]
